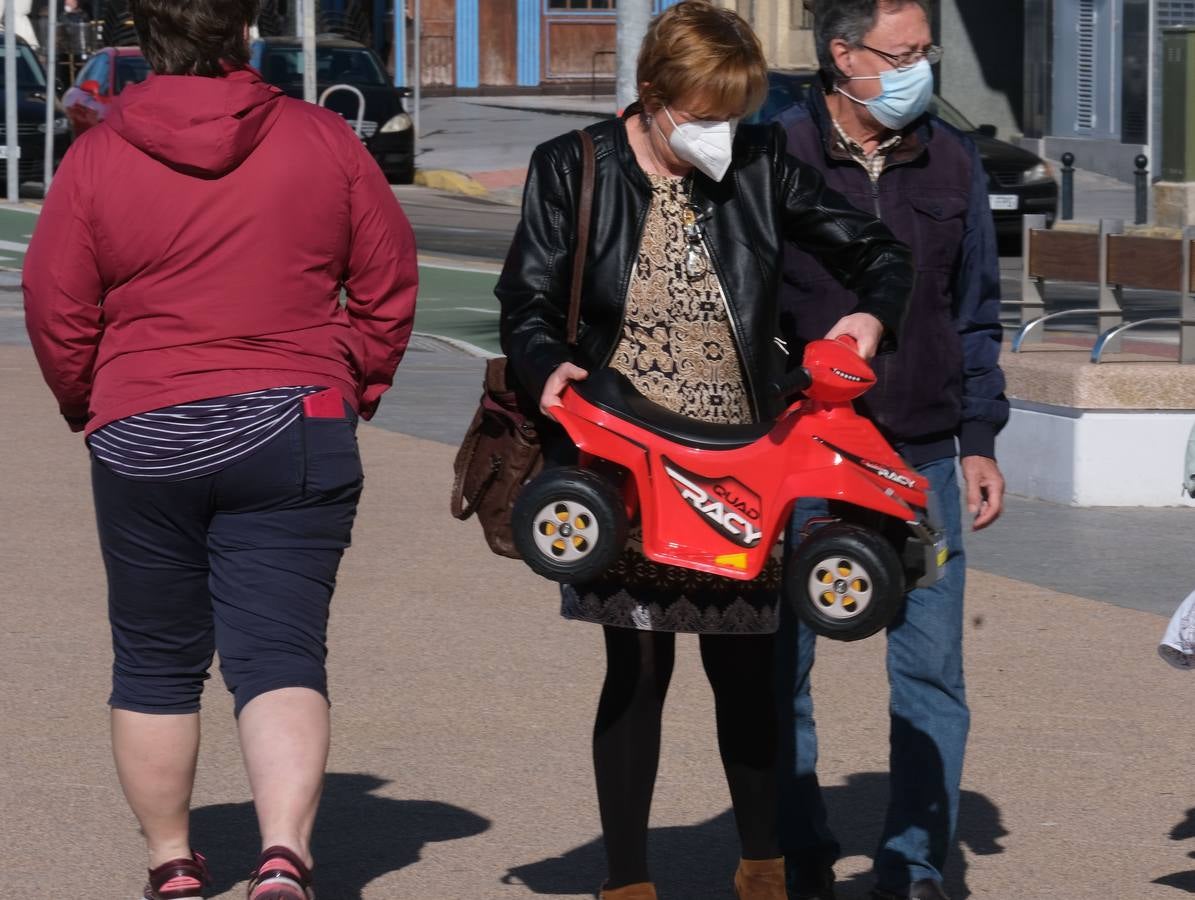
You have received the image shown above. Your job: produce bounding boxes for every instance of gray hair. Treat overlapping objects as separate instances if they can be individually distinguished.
[812,0,931,78]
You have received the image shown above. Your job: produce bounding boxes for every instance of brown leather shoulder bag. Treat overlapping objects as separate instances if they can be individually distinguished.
[449,129,596,558]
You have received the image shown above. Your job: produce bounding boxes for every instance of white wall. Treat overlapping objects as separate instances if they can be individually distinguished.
[998,401,1195,507]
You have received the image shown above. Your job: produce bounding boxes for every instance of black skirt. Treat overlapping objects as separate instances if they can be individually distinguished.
[561,527,782,635]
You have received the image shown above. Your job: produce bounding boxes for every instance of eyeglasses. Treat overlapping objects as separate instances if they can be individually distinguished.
[859,43,944,69]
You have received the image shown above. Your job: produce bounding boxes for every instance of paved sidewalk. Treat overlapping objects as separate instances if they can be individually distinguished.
[415,97,612,204]
[3,339,1195,899]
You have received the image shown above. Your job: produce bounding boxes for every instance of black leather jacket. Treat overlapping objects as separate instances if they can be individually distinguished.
[496,115,914,420]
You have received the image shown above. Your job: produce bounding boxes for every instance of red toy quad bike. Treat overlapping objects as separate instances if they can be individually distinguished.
[511,336,947,642]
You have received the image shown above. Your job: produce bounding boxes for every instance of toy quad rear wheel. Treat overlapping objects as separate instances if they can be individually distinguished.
[785,522,904,642]
[512,467,627,583]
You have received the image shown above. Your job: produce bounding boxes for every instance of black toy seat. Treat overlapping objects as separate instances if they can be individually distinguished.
[573,368,773,451]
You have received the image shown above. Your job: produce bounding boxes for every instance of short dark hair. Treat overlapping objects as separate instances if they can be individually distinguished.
[812,0,931,78]
[130,0,259,77]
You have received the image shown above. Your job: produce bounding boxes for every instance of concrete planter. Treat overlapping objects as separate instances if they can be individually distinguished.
[998,348,1195,507]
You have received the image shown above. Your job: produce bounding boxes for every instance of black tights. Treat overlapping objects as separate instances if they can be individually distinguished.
[593,626,779,889]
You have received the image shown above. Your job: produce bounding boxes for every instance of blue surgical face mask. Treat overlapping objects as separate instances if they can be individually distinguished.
[837,59,933,131]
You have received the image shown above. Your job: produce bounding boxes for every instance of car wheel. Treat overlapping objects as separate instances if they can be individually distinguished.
[512,467,626,583]
[785,522,904,642]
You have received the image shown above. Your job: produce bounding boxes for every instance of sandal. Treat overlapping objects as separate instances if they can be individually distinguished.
[143,852,210,900]
[247,846,314,900]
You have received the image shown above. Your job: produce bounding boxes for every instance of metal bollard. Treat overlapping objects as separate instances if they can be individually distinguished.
[1060,152,1075,221]
[1134,154,1149,225]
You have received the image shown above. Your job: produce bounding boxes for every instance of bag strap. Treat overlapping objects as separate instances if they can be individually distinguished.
[566,129,596,348]
[449,420,491,521]
[451,453,502,521]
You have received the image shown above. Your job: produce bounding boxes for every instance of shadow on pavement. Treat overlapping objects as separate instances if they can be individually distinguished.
[814,772,1007,899]
[1153,808,1195,893]
[501,778,1005,898]
[190,772,491,898]
[502,809,740,897]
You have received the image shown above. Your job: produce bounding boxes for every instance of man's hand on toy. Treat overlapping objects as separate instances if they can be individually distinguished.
[825,313,884,360]
[541,362,589,416]
[962,455,1005,531]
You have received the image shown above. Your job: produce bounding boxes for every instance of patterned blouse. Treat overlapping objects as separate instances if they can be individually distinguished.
[610,173,753,424]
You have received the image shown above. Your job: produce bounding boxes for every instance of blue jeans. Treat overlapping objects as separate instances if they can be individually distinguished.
[776,456,969,894]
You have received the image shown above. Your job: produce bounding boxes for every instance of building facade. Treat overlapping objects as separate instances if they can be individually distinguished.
[390,0,818,92]
[1020,0,1195,181]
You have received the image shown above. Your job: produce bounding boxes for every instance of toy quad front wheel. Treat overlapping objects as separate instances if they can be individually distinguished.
[785,523,904,642]
[512,467,627,583]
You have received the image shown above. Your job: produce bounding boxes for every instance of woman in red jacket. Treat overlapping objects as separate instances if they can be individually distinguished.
[22,2,417,898]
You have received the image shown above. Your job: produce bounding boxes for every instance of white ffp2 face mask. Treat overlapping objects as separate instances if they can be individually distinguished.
[662,107,738,182]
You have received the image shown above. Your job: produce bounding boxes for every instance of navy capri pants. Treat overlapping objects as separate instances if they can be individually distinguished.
[91,411,363,716]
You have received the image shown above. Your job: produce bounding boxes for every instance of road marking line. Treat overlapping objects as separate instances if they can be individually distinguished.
[0,240,28,252]
[453,306,500,315]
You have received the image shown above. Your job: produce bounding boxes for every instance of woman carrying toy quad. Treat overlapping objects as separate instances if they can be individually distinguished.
[495,3,913,898]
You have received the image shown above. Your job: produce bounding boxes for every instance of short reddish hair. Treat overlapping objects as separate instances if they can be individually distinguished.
[637,1,768,116]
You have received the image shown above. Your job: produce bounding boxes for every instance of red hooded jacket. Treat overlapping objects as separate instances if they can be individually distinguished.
[23,68,417,435]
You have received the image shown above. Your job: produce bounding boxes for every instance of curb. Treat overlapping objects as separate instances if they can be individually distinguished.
[462,100,617,120]
[411,330,500,360]
[413,168,490,198]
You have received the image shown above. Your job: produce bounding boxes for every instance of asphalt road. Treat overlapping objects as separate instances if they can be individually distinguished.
[394,186,521,263]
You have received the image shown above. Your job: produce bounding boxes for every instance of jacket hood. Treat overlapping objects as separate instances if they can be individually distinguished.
[106,67,284,178]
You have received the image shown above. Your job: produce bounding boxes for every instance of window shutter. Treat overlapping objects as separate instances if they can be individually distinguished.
[1075,0,1097,132]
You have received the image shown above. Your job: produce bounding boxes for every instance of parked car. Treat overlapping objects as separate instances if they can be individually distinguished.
[251,36,414,184]
[756,70,1058,239]
[62,46,150,137]
[0,35,70,186]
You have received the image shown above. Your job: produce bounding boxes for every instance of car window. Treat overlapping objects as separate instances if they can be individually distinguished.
[116,57,151,93]
[751,72,816,125]
[82,52,111,91]
[0,43,47,89]
[260,47,387,86]
[74,55,99,87]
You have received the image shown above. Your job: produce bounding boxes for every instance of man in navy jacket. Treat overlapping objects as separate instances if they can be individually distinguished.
[774,2,1009,899]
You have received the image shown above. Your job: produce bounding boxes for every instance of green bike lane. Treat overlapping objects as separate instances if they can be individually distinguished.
[0,205,41,270]
[412,261,502,356]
